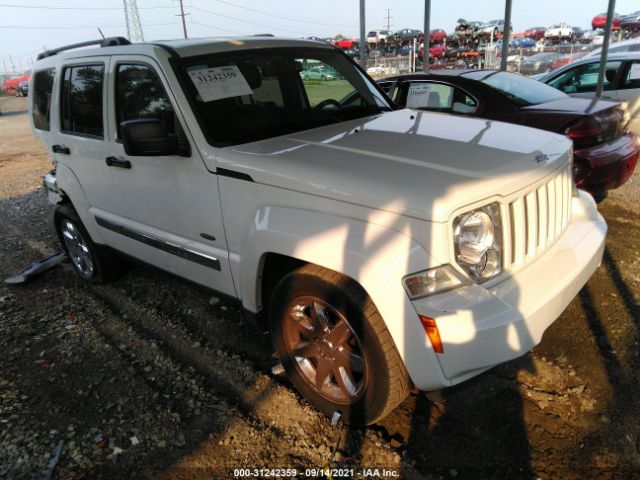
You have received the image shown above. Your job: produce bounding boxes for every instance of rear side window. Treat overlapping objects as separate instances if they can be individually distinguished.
[398,81,477,114]
[115,64,175,138]
[32,68,55,131]
[622,60,640,89]
[60,64,104,138]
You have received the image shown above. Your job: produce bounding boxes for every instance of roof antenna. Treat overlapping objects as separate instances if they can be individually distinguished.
[97,27,105,39]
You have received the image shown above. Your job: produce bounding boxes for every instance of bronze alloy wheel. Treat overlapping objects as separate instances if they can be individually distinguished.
[283,296,367,404]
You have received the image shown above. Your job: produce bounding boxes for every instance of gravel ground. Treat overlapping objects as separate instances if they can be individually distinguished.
[1,95,640,479]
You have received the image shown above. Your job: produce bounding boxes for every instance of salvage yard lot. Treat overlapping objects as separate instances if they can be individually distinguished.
[1,95,640,479]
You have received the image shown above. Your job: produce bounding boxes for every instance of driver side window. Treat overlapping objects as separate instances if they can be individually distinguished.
[297,58,352,108]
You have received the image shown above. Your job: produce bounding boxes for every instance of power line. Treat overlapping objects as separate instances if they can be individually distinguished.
[202,0,356,28]
[190,5,320,36]
[0,22,178,30]
[0,3,175,10]
[190,21,244,35]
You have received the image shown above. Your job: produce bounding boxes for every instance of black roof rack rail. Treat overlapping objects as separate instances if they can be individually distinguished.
[37,37,131,60]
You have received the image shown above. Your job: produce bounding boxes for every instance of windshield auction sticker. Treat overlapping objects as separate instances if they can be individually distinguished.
[187,65,253,102]
[406,83,431,108]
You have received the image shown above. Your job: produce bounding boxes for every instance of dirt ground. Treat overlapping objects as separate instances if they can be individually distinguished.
[1,95,639,480]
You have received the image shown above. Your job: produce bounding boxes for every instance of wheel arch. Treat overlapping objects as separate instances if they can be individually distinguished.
[54,163,106,244]
[235,206,448,389]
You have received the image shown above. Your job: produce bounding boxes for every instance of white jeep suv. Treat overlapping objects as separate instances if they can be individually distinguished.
[30,36,607,425]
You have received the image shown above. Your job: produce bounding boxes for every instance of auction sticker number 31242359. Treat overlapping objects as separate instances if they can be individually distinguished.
[187,65,253,102]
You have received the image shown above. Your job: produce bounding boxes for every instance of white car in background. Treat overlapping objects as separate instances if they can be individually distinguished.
[544,23,574,41]
[366,30,392,44]
[366,64,386,76]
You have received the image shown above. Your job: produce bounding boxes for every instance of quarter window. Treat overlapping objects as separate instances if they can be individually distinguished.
[115,64,175,138]
[621,61,640,89]
[32,68,55,131]
[398,81,477,114]
[60,64,104,138]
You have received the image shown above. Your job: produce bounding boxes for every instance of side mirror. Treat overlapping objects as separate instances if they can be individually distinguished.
[120,119,178,156]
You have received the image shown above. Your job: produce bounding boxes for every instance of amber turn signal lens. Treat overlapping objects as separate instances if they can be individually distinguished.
[419,315,443,354]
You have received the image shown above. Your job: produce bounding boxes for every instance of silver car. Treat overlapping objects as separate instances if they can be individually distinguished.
[537,52,640,104]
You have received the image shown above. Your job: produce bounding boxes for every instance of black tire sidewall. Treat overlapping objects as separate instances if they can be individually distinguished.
[270,270,394,426]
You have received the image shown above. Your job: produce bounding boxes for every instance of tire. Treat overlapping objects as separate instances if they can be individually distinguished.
[321,75,327,81]
[303,74,309,80]
[54,204,125,284]
[270,264,410,425]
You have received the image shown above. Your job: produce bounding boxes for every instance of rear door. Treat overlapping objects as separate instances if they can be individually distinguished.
[56,58,120,213]
[100,55,235,296]
[616,59,640,131]
[616,59,640,101]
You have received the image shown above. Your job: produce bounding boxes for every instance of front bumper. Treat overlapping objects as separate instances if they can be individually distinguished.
[409,191,606,387]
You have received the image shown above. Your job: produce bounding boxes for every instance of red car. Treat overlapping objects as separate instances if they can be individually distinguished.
[2,74,30,96]
[430,29,447,42]
[377,70,639,198]
[418,44,445,60]
[335,39,359,50]
[550,51,587,71]
[592,12,621,31]
[524,26,547,40]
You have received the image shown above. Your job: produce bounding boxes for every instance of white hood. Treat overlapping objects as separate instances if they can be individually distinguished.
[212,109,571,222]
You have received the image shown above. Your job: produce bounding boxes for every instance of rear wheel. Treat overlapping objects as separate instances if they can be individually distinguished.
[54,204,125,283]
[270,265,410,425]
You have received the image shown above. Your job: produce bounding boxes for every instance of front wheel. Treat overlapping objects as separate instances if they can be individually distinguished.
[270,265,410,425]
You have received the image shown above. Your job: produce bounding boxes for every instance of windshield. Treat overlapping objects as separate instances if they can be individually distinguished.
[178,47,391,146]
[463,70,568,106]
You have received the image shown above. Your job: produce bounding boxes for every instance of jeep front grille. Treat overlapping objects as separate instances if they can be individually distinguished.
[507,164,573,268]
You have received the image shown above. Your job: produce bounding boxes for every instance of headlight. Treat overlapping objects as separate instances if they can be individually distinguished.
[453,203,502,282]
[403,264,471,299]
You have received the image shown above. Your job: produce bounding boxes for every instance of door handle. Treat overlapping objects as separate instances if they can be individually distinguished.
[105,156,131,169]
[52,144,70,155]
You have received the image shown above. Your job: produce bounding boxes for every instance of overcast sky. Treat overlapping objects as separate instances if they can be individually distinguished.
[1,0,638,72]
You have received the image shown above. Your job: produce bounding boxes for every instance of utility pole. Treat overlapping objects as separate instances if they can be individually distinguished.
[500,0,513,71]
[177,0,189,39]
[359,0,366,68]
[385,9,392,31]
[596,0,616,97]
[423,0,431,72]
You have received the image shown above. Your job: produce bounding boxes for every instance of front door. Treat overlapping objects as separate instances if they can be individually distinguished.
[97,56,236,296]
